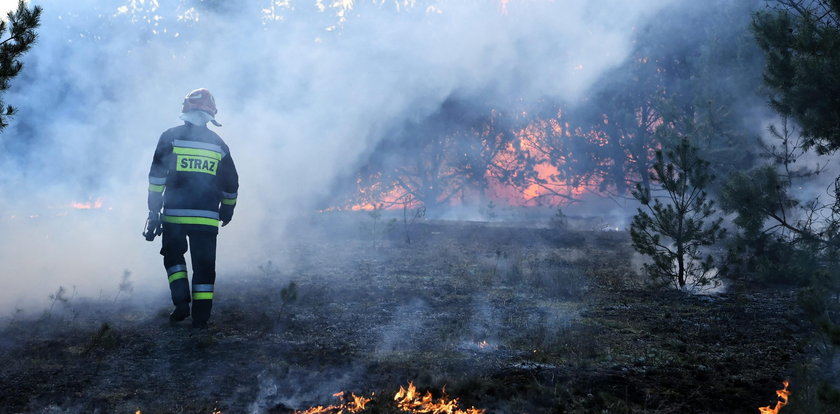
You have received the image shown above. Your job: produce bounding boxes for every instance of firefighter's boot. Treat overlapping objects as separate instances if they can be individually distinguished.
[164,262,191,326]
[169,303,191,325]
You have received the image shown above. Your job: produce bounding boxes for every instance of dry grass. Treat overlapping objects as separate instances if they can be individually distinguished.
[0,216,815,413]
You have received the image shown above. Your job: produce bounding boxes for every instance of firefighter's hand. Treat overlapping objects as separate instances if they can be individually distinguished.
[143,211,162,241]
[219,204,233,227]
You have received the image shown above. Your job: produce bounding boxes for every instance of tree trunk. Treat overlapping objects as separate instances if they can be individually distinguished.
[634,108,653,195]
[677,250,686,288]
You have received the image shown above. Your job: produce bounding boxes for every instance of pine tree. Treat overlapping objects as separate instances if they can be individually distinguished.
[752,0,840,153]
[0,1,41,131]
[750,3,840,409]
[630,138,726,289]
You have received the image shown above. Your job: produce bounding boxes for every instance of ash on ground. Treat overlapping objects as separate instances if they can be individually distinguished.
[0,216,810,413]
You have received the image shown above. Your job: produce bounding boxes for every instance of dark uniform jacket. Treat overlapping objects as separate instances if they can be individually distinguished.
[147,123,238,233]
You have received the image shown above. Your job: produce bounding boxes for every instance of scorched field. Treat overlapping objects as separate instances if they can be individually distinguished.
[0,214,811,413]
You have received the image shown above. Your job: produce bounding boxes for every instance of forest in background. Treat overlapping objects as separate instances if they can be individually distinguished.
[0,0,839,412]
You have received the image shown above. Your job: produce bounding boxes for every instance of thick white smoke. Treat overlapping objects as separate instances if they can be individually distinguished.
[0,0,675,313]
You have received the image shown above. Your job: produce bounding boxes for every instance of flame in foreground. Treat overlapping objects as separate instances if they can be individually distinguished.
[297,383,484,414]
[758,381,790,414]
[296,391,372,414]
[394,382,485,414]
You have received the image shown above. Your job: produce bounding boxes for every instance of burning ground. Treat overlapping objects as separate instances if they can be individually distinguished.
[0,214,811,413]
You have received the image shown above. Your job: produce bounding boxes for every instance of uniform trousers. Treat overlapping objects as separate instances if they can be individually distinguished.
[160,223,217,323]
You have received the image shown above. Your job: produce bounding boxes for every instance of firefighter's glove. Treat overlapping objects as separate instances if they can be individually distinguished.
[220,204,234,227]
[143,211,163,241]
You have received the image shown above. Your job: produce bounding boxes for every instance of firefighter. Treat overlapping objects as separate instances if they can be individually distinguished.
[143,88,239,329]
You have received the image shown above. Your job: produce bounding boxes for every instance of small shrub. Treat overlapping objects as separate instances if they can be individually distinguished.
[113,269,134,303]
[278,280,299,317]
[83,323,118,355]
[548,207,568,230]
[259,260,281,278]
[480,200,497,221]
[724,234,815,285]
[46,286,70,319]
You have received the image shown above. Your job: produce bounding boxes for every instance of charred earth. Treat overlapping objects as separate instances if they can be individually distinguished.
[0,215,810,413]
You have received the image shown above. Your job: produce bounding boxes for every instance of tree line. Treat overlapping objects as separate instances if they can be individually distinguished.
[628,1,840,410]
[339,1,766,212]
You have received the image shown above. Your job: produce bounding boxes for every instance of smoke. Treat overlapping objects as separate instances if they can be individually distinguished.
[376,298,429,354]
[247,366,366,413]
[757,115,840,204]
[0,0,681,313]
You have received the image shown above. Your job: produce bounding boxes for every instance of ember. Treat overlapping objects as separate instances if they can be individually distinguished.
[758,381,790,414]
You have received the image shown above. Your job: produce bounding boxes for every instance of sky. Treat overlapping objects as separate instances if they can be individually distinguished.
[0,0,685,314]
[0,0,17,14]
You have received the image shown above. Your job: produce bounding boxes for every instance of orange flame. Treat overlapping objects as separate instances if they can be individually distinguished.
[71,198,103,209]
[758,381,790,414]
[341,108,640,211]
[394,382,485,414]
[297,383,484,414]
[296,391,372,414]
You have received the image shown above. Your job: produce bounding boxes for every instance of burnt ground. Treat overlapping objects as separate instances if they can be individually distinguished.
[0,216,818,413]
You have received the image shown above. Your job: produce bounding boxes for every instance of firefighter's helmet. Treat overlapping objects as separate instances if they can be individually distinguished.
[181,88,218,116]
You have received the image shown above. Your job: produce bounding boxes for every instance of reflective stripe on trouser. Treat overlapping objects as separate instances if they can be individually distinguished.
[163,262,190,306]
[161,224,217,323]
[193,284,214,300]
